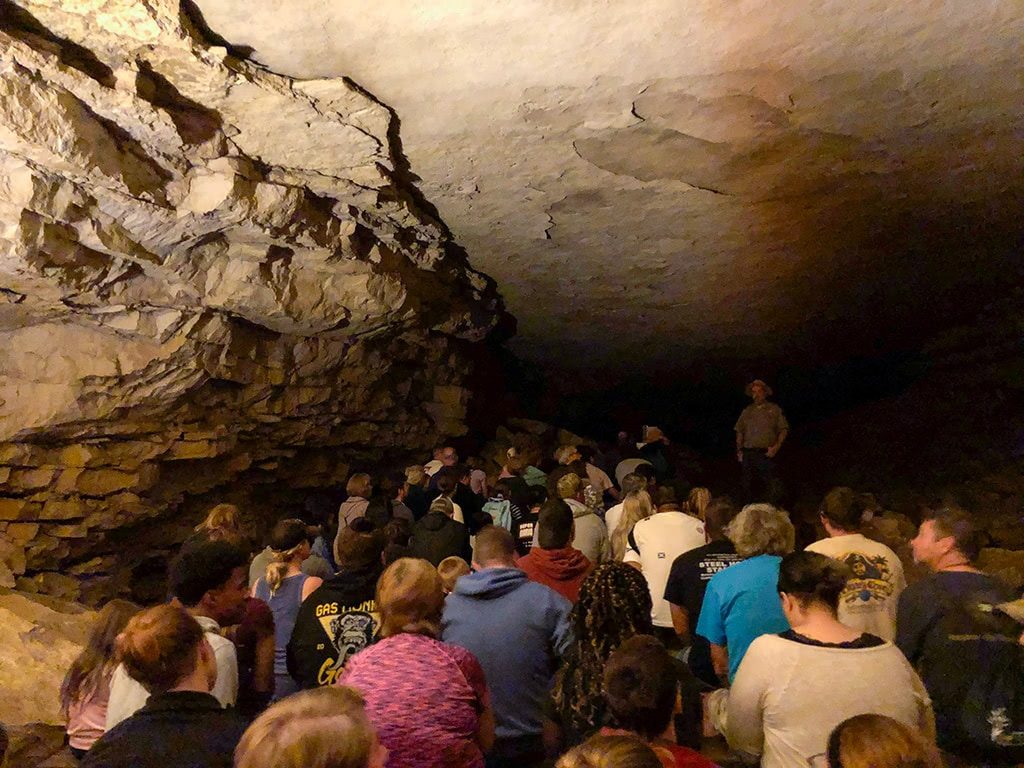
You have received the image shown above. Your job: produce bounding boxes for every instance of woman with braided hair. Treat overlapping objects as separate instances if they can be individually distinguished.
[552,562,654,747]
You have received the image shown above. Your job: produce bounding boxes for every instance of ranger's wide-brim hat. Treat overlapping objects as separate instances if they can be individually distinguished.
[745,379,773,397]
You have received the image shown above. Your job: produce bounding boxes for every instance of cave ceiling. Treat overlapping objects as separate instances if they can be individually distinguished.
[194,1,1024,385]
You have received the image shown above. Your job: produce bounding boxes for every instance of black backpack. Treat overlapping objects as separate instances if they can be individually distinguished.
[939,588,1024,761]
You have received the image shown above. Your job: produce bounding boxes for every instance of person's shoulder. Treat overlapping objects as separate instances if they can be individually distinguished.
[522,579,573,610]
[673,511,705,533]
[675,541,726,567]
[659,743,720,768]
[804,538,830,554]
[439,635,480,665]
[900,574,940,602]
[745,632,788,658]
[209,704,249,731]
[202,631,235,662]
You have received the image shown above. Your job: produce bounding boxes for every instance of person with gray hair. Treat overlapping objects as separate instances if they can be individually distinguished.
[695,503,795,682]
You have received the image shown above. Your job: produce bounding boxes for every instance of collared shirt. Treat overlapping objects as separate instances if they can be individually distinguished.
[734,402,789,449]
[105,615,238,731]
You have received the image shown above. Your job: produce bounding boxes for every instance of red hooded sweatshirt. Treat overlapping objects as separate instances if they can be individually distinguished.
[517,546,593,603]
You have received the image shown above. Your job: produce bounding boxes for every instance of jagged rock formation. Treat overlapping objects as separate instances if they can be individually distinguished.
[0,0,502,600]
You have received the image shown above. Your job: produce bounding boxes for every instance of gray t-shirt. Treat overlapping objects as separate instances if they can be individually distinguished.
[735,402,789,449]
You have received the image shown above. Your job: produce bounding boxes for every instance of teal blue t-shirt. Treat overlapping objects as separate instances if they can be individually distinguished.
[695,554,789,681]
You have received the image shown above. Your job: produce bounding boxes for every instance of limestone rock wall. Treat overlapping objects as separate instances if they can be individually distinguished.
[0,0,502,600]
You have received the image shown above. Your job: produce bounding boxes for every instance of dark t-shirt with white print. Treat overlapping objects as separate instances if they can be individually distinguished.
[664,540,744,686]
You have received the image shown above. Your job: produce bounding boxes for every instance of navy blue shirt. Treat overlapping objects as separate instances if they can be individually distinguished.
[83,691,246,768]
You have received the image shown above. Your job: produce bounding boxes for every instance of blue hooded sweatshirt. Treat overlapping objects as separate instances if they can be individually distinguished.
[441,567,573,739]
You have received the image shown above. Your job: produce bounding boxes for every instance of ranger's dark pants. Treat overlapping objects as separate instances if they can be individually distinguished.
[741,448,778,503]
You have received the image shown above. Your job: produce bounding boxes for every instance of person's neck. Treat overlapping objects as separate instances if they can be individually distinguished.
[285,561,303,577]
[934,552,979,573]
[183,603,217,626]
[167,670,213,695]
[789,608,860,643]
[481,561,516,570]
[825,524,854,538]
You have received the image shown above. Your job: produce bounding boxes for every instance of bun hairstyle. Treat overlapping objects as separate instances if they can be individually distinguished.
[115,604,205,694]
[265,519,310,594]
[778,551,852,612]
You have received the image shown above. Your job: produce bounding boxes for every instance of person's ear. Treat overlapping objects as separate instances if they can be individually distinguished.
[197,589,217,613]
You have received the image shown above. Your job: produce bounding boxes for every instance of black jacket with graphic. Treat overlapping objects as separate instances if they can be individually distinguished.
[286,564,382,689]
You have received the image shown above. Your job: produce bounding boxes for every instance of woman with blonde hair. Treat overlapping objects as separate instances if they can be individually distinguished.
[556,734,662,768]
[251,519,322,700]
[340,558,494,767]
[81,604,246,768]
[685,488,711,521]
[61,599,139,757]
[235,686,388,768]
[610,490,654,561]
[818,714,941,768]
[190,503,249,550]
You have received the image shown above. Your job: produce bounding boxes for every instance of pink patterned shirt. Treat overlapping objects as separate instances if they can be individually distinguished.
[340,633,488,768]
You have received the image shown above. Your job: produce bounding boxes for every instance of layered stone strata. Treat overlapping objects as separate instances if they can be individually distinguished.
[0,0,502,600]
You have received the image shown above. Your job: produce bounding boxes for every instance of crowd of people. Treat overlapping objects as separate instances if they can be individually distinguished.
[51,401,1024,768]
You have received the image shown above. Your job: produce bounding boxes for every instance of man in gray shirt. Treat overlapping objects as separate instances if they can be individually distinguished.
[735,379,788,502]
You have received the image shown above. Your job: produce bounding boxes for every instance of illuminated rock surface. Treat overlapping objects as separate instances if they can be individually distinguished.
[0,0,501,599]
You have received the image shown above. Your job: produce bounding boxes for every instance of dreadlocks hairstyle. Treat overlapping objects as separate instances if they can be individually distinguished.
[552,562,654,746]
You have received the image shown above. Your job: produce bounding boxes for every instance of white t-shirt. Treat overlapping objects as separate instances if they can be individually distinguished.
[105,615,238,730]
[805,533,906,641]
[624,511,706,628]
[726,634,933,768]
[614,458,652,487]
[586,463,614,495]
[604,502,625,541]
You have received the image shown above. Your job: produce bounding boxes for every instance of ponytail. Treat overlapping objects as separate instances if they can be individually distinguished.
[264,544,303,594]
[263,519,311,594]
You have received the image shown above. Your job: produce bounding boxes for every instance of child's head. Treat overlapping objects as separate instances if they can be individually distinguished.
[236,687,387,768]
[437,556,471,594]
